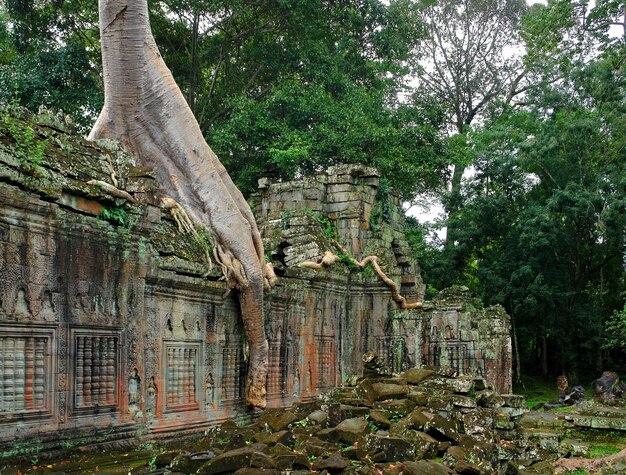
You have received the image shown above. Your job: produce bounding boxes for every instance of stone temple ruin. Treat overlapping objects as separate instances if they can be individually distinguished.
[0,114,511,455]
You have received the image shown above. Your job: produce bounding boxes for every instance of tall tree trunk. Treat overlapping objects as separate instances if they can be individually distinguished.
[90,0,269,408]
[541,335,548,377]
[187,10,200,113]
[445,162,465,245]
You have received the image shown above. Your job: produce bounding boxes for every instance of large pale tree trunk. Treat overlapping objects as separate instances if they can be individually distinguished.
[90,0,269,408]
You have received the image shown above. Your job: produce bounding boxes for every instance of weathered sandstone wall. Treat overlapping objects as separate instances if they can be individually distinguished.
[0,112,511,456]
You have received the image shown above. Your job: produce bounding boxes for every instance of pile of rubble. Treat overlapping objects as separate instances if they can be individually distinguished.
[136,362,626,474]
[150,365,544,474]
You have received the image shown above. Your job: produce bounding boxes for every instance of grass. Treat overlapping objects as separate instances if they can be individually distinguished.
[514,375,593,409]
[588,443,623,458]
[514,376,560,409]
[566,429,626,460]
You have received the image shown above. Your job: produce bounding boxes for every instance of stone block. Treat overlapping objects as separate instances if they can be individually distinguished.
[257,409,299,432]
[335,417,369,443]
[307,410,328,426]
[365,433,416,462]
[462,410,495,437]
[312,452,349,472]
[425,414,462,443]
[560,439,589,457]
[338,404,370,419]
[197,447,276,474]
[420,376,475,394]
[371,382,408,401]
[502,394,526,408]
[374,398,416,416]
[500,406,528,418]
[403,460,452,475]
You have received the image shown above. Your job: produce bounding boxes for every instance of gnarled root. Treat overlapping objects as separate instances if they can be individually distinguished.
[264,262,277,290]
[160,196,213,274]
[239,278,269,409]
[300,250,423,310]
[90,0,271,409]
[86,179,137,203]
[554,447,626,473]
[246,339,269,409]
[161,196,198,237]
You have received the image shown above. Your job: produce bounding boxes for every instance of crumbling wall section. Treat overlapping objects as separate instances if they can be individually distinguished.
[418,286,512,394]
[252,164,424,305]
[0,113,511,456]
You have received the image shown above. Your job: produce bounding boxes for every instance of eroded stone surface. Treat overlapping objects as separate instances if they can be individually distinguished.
[0,114,512,457]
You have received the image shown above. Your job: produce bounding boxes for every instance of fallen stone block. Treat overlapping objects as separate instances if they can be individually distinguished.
[372,382,408,401]
[402,368,436,386]
[197,447,276,475]
[369,409,391,430]
[307,409,329,426]
[336,417,370,444]
[374,398,416,416]
[403,460,454,475]
[477,390,505,408]
[312,452,349,473]
[407,430,439,459]
[365,433,416,462]
[425,413,462,443]
[257,409,299,432]
[316,427,341,443]
[502,394,526,408]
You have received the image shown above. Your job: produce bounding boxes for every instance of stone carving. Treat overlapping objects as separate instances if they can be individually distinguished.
[146,377,157,419]
[376,336,407,374]
[0,335,48,413]
[74,334,118,410]
[221,345,243,406]
[40,291,57,322]
[0,127,513,451]
[128,368,141,415]
[14,289,31,317]
[293,368,300,400]
[165,345,200,411]
[315,335,335,390]
[205,373,215,409]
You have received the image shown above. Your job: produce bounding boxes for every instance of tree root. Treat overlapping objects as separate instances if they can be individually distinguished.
[554,447,626,473]
[159,196,216,275]
[300,250,423,310]
[86,179,137,203]
[161,197,198,237]
[245,339,269,409]
[91,0,273,409]
[160,197,278,290]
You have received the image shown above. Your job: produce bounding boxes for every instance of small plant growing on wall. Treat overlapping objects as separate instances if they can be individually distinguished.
[99,205,128,227]
[0,102,48,174]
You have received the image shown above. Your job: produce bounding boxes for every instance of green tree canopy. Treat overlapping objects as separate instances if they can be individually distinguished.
[0,0,102,129]
[412,0,626,378]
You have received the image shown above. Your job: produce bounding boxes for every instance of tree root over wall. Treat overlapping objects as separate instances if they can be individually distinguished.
[554,448,626,473]
[300,250,423,310]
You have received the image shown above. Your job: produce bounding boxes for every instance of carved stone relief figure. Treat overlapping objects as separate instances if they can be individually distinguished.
[146,377,157,420]
[14,288,31,317]
[205,373,215,409]
[75,281,92,314]
[306,361,312,392]
[293,368,300,401]
[40,291,57,322]
[128,368,141,417]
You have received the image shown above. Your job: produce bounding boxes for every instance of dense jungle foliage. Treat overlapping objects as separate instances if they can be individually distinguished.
[0,0,624,383]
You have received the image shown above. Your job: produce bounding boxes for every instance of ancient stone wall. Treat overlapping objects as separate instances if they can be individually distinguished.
[0,113,511,457]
